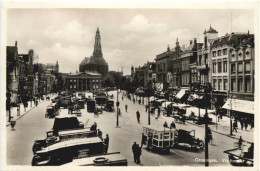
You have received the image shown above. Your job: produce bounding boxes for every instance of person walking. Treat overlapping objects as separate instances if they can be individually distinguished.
[104,134,109,153]
[232,120,238,132]
[118,108,121,116]
[157,107,161,118]
[145,105,148,112]
[133,99,135,104]
[238,136,243,148]
[136,144,142,164]
[207,127,213,144]
[136,111,140,123]
[240,118,244,130]
[132,142,138,163]
[163,121,168,128]
[125,104,128,112]
[122,96,124,101]
[97,129,103,140]
[170,121,176,129]
[141,133,147,148]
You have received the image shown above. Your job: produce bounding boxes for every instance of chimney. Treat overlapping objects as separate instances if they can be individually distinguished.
[190,40,193,45]
[15,41,17,47]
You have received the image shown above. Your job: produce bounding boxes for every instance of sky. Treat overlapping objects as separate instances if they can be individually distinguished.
[7,8,254,75]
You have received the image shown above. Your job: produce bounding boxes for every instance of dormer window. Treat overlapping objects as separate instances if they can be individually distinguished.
[246,51,250,55]
[238,53,242,56]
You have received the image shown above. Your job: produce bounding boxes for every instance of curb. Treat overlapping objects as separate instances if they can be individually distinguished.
[6,101,43,127]
[186,120,253,144]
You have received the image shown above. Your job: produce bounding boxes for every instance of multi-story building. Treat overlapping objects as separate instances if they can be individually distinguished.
[229,34,254,101]
[181,38,201,88]
[65,72,102,91]
[142,61,156,86]
[211,32,254,109]
[197,26,218,85]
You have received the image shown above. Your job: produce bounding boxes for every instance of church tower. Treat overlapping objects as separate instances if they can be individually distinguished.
[93,27,103,57]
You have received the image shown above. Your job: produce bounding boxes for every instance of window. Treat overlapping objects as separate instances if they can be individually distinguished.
[70,79,72,82]
[245,62,251,73]
[213,79,217,89]
[205,54,208,65]
[245,51,251,59]
[223,61,227,72]
[217,50,222,56]
[218,79,222,90]
[231,64,236,74]
[237,63,243,73]
[238,78,243,92]
[245,77,251,92]
[74,80,76,82]
[231,78,236,91]
[223,49,227,55]
[213,63,217,73]
[218,62,222,73]
[74,85,76,88]
[70,85,72,88]
[213,51,216,57]
[224,79,228,90]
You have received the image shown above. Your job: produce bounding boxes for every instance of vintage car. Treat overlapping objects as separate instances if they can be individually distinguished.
[143,125,174,154]
[87,100,96,113]
[62,152,128,166]
[173,129,204,149]
[45,105,59,118]
[95,92,108,106]
[32,137,106,166]
[32,116,92,154]
[58,96,72,109]
[104,100,115,112]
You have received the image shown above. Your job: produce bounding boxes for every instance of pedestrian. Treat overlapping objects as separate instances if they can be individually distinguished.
[145,105,148,112]
[240,118,244,130]
[147,133,153,150]
[36,100,38,107]
[232,121,238,132]
[238,136,243,148]
[136,144,142,164]
[163,121,168,128]
[182,115,186,124]
[125,104,128,112]
[122,96,124,101]
[250,119,254,129]
[207,127,213,144]
[133,99,135,104]
[138,99,141,105]
[97,129,103,140]
[118,108,121,116]
[10,117,16,130]
[136,110,140,123]
[141,133,147,148]
[132,142,138,163]
[245,118,248,130]
[90,122,97,132]
[104,134,109,153]
[170,121,176,129]
[157,107,161,118]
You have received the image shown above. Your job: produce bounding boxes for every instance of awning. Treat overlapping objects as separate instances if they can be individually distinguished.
[222,99,254,114]
[175,88,189,99]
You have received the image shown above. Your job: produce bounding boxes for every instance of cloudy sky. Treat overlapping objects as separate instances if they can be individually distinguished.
[7,8,254,75]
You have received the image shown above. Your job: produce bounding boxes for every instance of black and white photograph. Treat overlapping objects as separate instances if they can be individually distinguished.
[1,1,259,170]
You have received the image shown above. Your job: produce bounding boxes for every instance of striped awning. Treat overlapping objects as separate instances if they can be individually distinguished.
[222,99,254,114]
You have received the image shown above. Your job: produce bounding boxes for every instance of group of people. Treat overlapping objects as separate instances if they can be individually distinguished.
[90,122,110,153]
[163,121,176,129]
[233,117,254,132]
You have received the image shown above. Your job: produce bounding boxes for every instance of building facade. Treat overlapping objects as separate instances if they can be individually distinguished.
[65,72,102,91]
[79,28,109,76]
[197,26,218,85]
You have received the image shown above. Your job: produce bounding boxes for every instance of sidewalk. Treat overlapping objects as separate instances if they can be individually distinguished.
[5,95,55,126]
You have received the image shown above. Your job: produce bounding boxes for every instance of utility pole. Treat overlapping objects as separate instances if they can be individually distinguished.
[204,84,210,167]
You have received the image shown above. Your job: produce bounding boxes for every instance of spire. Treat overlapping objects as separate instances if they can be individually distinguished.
[176,38,180,47]
[167,44,170,51]
[93,27,103,57]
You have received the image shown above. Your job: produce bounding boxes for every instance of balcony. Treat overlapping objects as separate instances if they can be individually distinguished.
[197,64,208,70]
